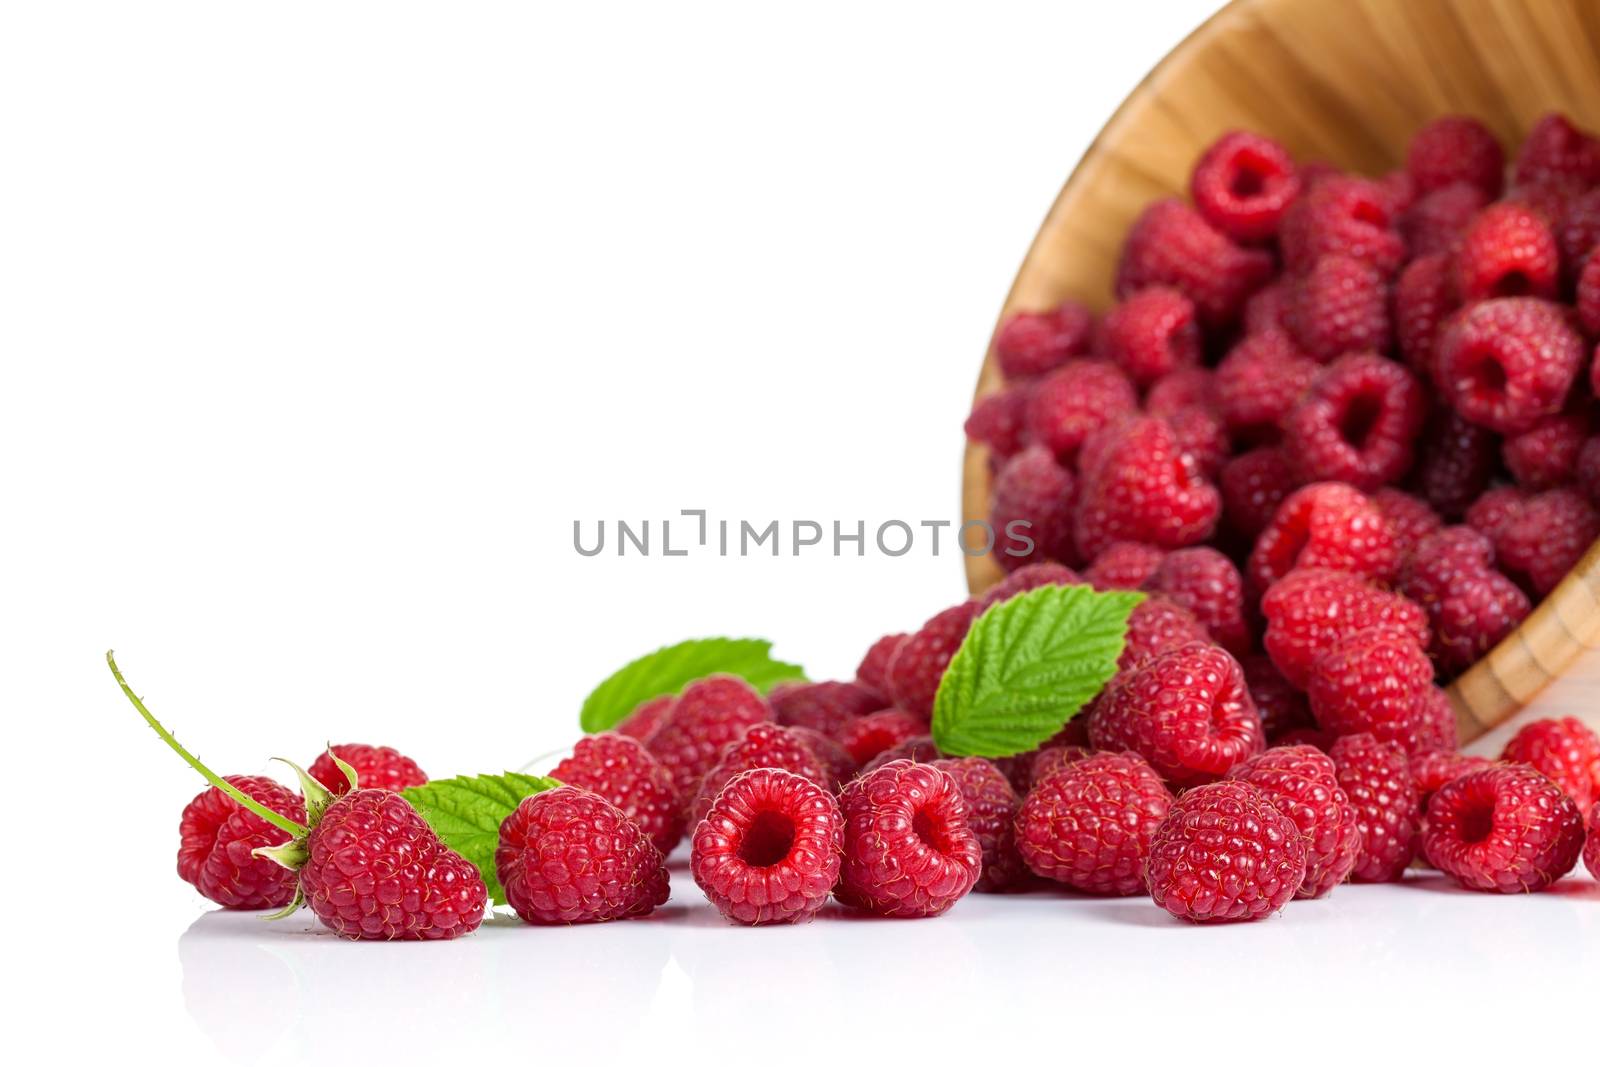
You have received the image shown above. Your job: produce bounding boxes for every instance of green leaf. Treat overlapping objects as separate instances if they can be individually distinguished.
[579,637,806,733]
[932,584,1143,758]
[401,772,563,905]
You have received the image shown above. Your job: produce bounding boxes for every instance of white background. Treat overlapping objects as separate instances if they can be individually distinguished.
[3,2,1594,1063]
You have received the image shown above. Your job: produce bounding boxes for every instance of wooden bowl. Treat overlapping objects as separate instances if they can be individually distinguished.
[962,0,1600,743]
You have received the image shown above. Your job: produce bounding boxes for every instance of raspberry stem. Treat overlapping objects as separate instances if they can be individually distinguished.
[107,650,308,837]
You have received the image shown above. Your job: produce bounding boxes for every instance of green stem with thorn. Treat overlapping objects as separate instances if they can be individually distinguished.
[107,649,308,837]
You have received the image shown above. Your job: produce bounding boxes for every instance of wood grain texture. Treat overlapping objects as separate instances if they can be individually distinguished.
[962,0,1600,742]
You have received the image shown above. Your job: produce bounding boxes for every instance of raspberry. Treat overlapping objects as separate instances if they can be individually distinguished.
[1089,643,1263,786]
[1503,412,1586,490]
[1435,297,1584,435]
[1143,366,1218,417]
[1145,780,1307,922]
[1280,174,1405,278]
[838,708,928,766]
[1119,594,1212,671]
[788,725,858,788]
[1374,487,1444,564]
[645,674,771,798]
[1115,198,1274,327]
[975,560,1080,610]
[1585,802,1599,879]
[1242,654,1315,739]
[1143,546,1250,654]
[1074,416,1221,560]
[1580,252,1600,335]
[1015,752,1173,895]
[859,734,942,776]
[770,679,884,738]
[1464,484,1530,542]
[1284,255,1392,363]
[1247,481,1400,591]
[1083,540,1167,590]
[1496,487,1600,596]
[1456,202,1561,303]
[1395,253,1460,379]
[1413,415,1496,526]
[1399,526,1530,673]
[496,786,668,925]
[1025,360,1139,464]
[1227,745,1361,897]
[1512,112,1600,189]
[1413,750,1494,810]
[1190,129,1301,243]
[1407,115,1504,197]
[856,633,908,701]
[1306,625,1438,756]
[1328,733,1420,882]
[309,743,427,796]
[690,767,842,925]
[1557,188,1600,275]
[1413,686,1458,753]
[1024,743,1095,790]
[1423,764,1586,892]
[928,758,1028,892]
[835,760,982,917]
[886,601,980,719]
[616,693,674,742]
[1214,333,1318,441]
[1094,287,1199,388]
[1220,446,1299,540]
[177,775,305,910]
[1379,169,1417,214]
[990,445,1077,570]
[1164,405,1229,480]
[994,301,1095,380]
[1500,716,1600,811]
[1400,182,1491,259]
[1244,279,1292,337]
[1260,568,1430,689]
[963,386,1030,459]
[1581,437,1600,507]
[687,722,830,830]
[1283,354,1426,490]
[552,732,686,857]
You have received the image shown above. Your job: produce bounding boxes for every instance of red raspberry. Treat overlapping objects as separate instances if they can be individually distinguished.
[177,775,305,910]
[1089,643,1263,787]
[1260,568,1430,689]
[1083,540,1167,590]
[1580,252,1600,335]
[975,560,1080,610]
[928,758,1027,892]
[1512,111,1600,189]
[1247,481,1400,591]
[1119,594,1212,672]
[770,679,884,738]
[1306,625,1438,756]
[496,786,668,925]
[990,445,1077,570]
[1227,745,1361,897]
[1285,255,1392,363]
[1190,129,1301,243]
[1580,436,1600,507]
[687,723,830,830]
[995,302,1095,380]
[309,743,427,796]
[1585,802,1599,879]
[1163,405,1229,480]
[1244,278,1292,337]
[838,707,928,766]
[1023,743,1095,790]
[1145,779,1308,922]
[1328,733,1420,882]
[1378,169,1417,214]
[1283,354,1427,491]
[835,760,982,917]
[1242,654,1315,740]
[1143,366,1218,417]
[1412,408,1497,520]
[1456,202,1561,303]
[1500,716,1600,812]
[1414,686,1458,753]
[645,674,771,798]
[1015,752,1173,895]
[1395,253,1460,378]
[1374,487,1444,564]
[1025,360,1139,464]
[1407,115,1504,197]
[1413,750,1494,810]
[1143,546,1250,654]
[690,767,842,925]
[963,386,1030,459]
[1095,287,1199,388]
[1115,198,1274,327]
[859,734,942,777]
[1423,764,1586,892]
[1496,487,1600,596]
[1400,182,1492,259]
[1074,416,1221,560]
[552,733,686,857]
[1503,412,1586,490]
[615,693,674,742]
[992,722,1090,793]
[886,601,980,719]
[1220,446,1299,540]
[1215,333,1318,442]
[1399,526,1530,673]
[856,633,908,701]
[1435,297,1584,435]
[1465,484,1530,542]
[1557,188,1600,275]
[788,726,858,789]
[1280,175,1405,277]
